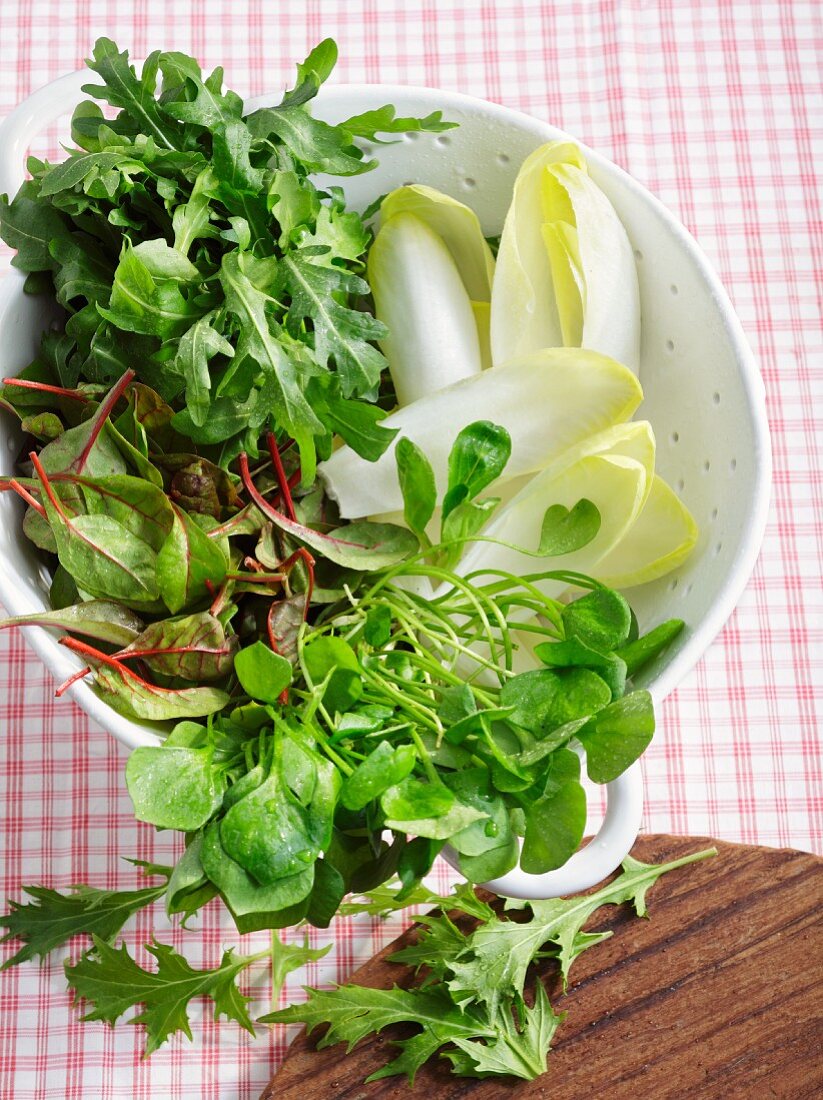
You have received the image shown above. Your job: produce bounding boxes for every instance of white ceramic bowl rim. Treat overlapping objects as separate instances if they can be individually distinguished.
[0,72,770,899]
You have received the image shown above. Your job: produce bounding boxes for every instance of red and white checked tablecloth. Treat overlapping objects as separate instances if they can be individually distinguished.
[0,1,820,1097]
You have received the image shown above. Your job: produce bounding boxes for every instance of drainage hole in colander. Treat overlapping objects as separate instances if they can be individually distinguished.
[703,460,711,473]
[684,582,693,596]
[714,541,723,556]
[670,283,679,295]
[435,134,452,147]
[671,431,680,444]
[634,248,643,261]
[713,391,721,405]
[730,458,737,472]
[666,339,675,352]
[669,577,679,591]
[711,507,718,521]
[462,178,477,190]
[404,132,420,142]
[677,478,685,491]
[497,152,510,165]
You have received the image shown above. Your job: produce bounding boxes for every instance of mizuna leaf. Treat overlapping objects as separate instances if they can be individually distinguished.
[447,984,560,1081]
[65,935,263,1055]
[261,983,494,1084]
[0,870,169,969]
[447,848,715,1013]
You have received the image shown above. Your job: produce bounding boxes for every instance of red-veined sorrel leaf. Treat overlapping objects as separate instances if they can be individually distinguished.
[37,369,135,477]
[156,503,229,613]
[61,637,230,721]
[0,600,144,647]
[31,453,164,611]
[238,454,417,571]
[116,611,238,681]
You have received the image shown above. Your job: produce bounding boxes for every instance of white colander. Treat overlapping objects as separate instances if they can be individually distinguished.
[0,74,770,898]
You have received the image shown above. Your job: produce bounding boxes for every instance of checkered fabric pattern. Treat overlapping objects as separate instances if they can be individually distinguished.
[0,2,820,1096]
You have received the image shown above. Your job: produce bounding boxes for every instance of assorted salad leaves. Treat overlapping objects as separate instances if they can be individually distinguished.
[0,37,701,1081]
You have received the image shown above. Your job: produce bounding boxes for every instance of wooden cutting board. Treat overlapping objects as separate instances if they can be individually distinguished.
[265,835,823,1099]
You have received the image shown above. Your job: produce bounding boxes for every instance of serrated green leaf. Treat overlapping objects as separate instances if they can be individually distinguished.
[0,873,168,970]
[66,934,263,1054]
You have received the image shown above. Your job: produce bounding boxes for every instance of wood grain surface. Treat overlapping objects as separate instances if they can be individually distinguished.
[264,835,823,1100]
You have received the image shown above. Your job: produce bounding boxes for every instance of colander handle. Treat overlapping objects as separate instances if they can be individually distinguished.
[442,760,643,899]
[0,70,89,198]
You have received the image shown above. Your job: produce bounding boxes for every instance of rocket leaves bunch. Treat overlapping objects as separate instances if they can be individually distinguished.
[0,37,454,473]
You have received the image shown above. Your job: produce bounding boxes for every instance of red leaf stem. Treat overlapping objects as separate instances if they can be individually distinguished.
[266,432,296,520]
[2,377,91,403]
[5,478,46,517]
[29,451,70,523]
[55,665,92,696]
[266,602,291,705]
[75,368,136,471]
[224,572,285,584]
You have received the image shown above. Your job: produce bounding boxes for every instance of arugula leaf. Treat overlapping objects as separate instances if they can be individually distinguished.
[219,251,324,438]
[172,310,234,427]
[81,40,183,151]
[339,105,456,141]
[1,870,169,969]
[98,240,203,340]
[279,39,338,108]
[275,253,387,398]
[66,935,265,1054]
[0,181,73,271]
[270,931,331,1001]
